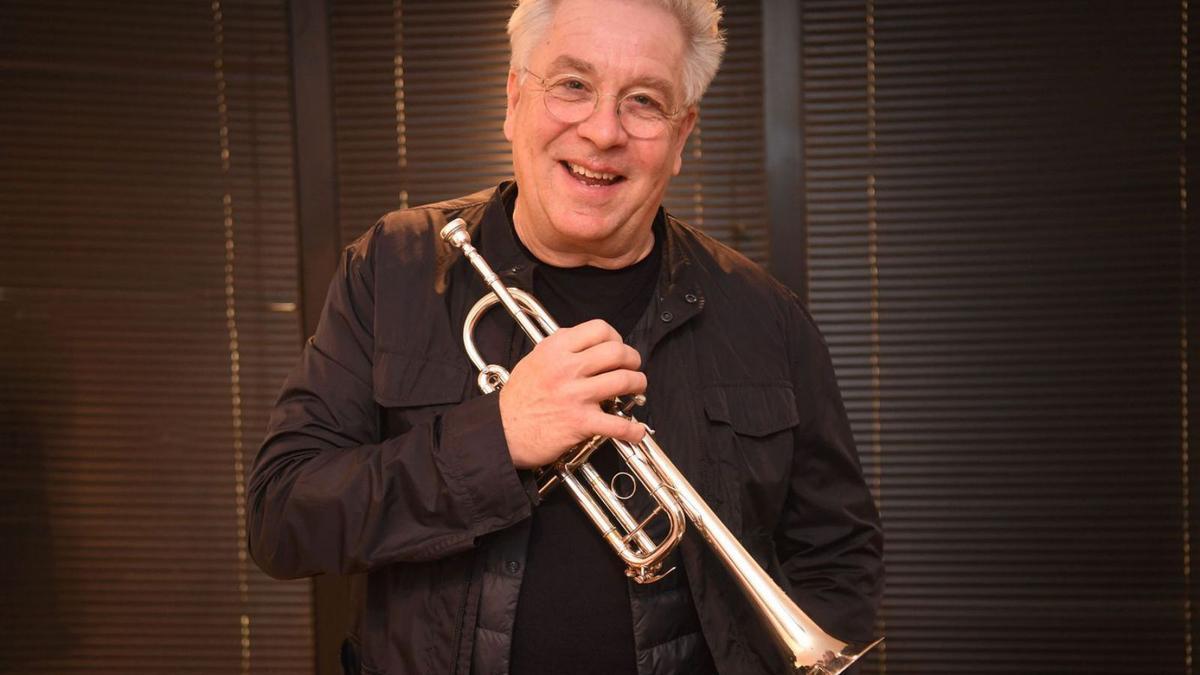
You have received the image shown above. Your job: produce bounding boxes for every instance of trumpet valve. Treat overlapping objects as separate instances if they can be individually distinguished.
[477,365,509,394]
[627,564,675,584]
[607,394,646,417]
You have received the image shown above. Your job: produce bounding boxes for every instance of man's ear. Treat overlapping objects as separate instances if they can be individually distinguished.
[671,107,699,176]
[504,69,521,142]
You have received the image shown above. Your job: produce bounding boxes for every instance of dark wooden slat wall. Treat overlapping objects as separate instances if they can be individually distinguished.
[2,1,1194,673]
[801,1,1196,672]
[1,0,313,672]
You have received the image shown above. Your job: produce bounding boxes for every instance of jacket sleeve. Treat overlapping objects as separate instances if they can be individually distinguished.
[246,231,534,579]
[774,301,885,645]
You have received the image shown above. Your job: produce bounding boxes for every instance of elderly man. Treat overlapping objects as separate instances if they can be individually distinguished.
[247,0,883,673]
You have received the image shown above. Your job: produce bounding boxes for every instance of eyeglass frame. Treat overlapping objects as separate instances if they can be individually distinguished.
[519,67,688,140]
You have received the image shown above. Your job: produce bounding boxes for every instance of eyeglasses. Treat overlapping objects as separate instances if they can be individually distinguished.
[522,68,683,140]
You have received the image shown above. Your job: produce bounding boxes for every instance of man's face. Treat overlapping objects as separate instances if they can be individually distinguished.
[504,0,697,266]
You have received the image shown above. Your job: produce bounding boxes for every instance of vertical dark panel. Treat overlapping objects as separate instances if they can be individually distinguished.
[1185,0,1199,664]
[289,0,343,334]
[763,0,807,296]
[287,2,350,673]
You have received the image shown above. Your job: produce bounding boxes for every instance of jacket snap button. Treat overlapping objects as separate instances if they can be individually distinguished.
[506,560,521,574]
[684,293,698,304]
[660,311,673,323]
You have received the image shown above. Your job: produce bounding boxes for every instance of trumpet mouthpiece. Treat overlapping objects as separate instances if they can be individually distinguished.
[440,218,471,249]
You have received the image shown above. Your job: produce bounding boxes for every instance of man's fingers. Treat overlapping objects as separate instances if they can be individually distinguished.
[504,319,646,465]
[548,319,623,353]
[581,369,647,401]
[587,409,648,444]
[576,341,641,376]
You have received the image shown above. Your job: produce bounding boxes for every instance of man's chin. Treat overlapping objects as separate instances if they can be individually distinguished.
[554,212,628,244]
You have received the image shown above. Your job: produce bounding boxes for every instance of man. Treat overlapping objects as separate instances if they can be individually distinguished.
[247,0,883,673]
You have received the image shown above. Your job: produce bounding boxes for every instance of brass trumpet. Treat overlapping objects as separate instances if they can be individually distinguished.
[440,218,882,674]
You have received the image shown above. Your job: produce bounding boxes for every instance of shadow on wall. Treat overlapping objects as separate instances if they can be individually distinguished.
[0,290,73,668]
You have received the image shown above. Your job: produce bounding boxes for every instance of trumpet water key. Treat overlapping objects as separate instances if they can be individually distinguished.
[440,217,882,674]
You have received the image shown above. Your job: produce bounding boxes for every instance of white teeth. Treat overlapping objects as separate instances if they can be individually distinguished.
[567,162,617,182]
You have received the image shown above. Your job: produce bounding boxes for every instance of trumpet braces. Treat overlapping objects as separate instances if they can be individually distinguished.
[440,218,882,674]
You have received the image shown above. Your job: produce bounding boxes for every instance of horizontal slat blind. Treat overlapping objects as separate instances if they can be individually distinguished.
[330,0,406,247]
[665,0,769,264]
[395,1,515,210]
[330,0,768,265]
[801,1,1194,672]
[0,0,312,671]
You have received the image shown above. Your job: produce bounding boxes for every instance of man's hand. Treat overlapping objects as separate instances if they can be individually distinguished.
[499,319,648,469]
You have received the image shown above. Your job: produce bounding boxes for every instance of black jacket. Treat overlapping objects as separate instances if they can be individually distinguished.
[247,183,884,675]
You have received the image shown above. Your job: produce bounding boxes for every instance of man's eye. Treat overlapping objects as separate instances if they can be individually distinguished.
[625,93,668,116]
[550,78,592,99]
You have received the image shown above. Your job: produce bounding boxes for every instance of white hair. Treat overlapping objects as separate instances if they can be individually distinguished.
[507,0,726,108]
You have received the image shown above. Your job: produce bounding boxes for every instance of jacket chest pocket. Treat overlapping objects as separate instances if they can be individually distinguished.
[372,350,472,438]
[701,382,799,542]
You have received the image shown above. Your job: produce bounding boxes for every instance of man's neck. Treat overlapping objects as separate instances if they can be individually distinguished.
[512,201,655,270]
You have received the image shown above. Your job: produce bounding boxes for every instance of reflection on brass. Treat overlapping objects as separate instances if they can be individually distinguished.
[440,218,882,673]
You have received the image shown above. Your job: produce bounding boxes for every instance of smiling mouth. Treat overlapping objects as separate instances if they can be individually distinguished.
[562,161,624,187]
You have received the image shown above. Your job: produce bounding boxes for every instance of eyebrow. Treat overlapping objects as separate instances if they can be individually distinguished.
[547,55,678,98]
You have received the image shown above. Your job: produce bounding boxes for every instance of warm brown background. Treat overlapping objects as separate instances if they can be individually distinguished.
[1,1,1196,673]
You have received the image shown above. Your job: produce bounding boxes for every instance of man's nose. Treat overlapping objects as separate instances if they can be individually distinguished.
[574,96,628,149]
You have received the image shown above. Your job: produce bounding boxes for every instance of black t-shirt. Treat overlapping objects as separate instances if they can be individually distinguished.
[507,221,661,675]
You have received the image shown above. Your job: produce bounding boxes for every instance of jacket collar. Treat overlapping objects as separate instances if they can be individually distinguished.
[473,181,533,288]
[471,181,706,353]
[636,211,704,359]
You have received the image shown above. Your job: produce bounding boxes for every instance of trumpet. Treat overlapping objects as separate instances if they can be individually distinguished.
[440,218,882,674]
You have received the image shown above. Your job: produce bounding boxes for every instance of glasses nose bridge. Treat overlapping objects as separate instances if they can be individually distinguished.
[561,89,628,141]
[585,90,626,124]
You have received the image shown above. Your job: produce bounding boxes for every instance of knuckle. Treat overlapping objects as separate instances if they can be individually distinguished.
[621,418,640,439]
[588,318,616,339]
[626,346,642,368]
[609,342,629,362]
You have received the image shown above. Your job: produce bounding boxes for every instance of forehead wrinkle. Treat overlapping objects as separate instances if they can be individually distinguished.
[546,54,678,98]
[547,55,597,76]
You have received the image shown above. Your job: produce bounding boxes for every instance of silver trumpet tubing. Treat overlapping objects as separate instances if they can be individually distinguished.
[439,217,882,674]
